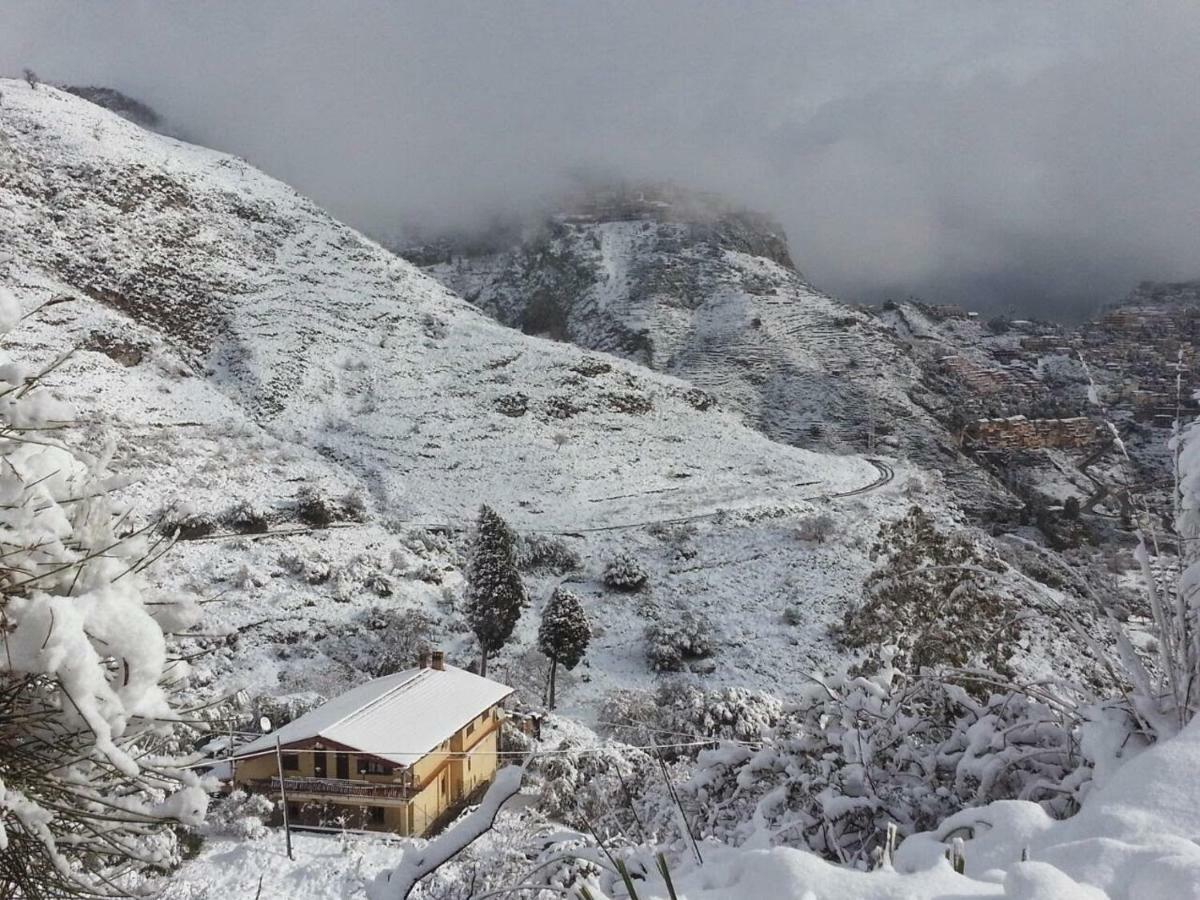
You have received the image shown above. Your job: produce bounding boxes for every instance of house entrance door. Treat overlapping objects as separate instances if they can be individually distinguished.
[314,751,327,778]
[337,753,349,779]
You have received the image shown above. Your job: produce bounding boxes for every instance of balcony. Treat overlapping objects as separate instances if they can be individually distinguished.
[250,776,411,803]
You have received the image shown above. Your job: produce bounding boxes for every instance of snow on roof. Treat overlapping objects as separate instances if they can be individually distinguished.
[233,665,513,767]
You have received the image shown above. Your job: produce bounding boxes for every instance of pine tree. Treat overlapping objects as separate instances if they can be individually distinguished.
[464,504,527,677]
[538,586,591,709]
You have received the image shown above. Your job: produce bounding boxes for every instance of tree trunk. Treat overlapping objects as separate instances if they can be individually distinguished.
[479,649,488,679]
[548,657,558,710]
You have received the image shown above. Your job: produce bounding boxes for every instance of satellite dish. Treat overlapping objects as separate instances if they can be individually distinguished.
[259,716,272,734]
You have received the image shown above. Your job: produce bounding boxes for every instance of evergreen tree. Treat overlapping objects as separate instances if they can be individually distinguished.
[538,586,591,709]
[464,504,527,677]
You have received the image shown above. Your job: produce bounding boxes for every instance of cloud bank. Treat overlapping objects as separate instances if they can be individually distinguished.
[3,1,1198,317]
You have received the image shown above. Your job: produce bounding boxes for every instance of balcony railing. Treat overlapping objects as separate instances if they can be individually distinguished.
[251,776,411,801]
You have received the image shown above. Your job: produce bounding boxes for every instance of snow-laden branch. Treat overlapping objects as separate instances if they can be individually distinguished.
[366,763,527,900]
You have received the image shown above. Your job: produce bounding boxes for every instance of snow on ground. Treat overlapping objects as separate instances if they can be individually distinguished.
[162,716,1200,898]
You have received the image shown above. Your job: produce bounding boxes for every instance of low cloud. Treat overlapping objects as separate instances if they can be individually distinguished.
[4,0,1198,317]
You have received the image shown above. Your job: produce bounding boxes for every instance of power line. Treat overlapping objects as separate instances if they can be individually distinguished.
[196,735,767,767]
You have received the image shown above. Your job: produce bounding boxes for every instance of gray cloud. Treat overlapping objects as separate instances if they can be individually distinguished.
[3,0,1198,318]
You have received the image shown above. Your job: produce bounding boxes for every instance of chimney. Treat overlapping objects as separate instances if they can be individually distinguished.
[431,650,445,671]
[419,649,432,669]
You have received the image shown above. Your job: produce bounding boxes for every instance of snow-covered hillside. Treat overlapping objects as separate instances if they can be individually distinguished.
[403,186,947,460]
[0,82,933,708]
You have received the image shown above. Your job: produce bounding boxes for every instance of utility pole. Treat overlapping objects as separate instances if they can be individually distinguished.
[275,736,294,860]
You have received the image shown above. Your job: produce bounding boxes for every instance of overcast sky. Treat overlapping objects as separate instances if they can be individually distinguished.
[4,1,1198,317]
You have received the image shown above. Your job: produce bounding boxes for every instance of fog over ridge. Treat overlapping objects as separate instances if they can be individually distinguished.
[3,0,1198,319]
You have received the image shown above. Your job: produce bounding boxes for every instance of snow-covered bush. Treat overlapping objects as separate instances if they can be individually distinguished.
[536,739,656,831]
[782,604,806,626]
[0,291,207,895]
[682,387,717,411]
[604,390,653,415]
[277,547,332,583]
[544,394,584,419]
[222,498,270,534]
[604,552,649,591]
[517,533,582,574]
[494,392,529,417]
[326,605,437,677]
[294,484,337,526]
[158,507,218,539]
[644,610,716,672]
[663,668,1084,867]
[1111,411,1200,739]
[341,490,369,522]
[795,512,836,543]
[600,682,780,759]
[646,521,698,558]
[837,505,1018,680]
[205,790,274,840]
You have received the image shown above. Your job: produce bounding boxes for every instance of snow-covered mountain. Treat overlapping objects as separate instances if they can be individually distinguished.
[399,184,951,459]
[0,82,937,709]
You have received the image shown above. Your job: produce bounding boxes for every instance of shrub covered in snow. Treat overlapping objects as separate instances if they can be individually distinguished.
[600,681,781,758]
[663,668,1085,867]
[277,548,332,584]
[159,507,219,539]
[604,390,654,415]
[795,512,836,543]
[494,392,529,417]
[603,552,649,591]
[682,386,717,411]
[0,294,207,895]
[295,484,337,526]
[536,739,656,831]
[517,533,583,574]
[205,790,274,840]
[326,606,438,677]
[837,505,1018,680]
[222,498,271,534]
[644,609,716,672]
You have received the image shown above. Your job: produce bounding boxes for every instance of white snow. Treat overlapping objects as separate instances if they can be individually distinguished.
[233,664,512,766]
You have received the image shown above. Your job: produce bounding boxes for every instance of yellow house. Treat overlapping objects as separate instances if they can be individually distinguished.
[231,652,513,836]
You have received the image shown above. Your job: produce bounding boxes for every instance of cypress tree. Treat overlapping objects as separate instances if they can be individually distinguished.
[538,586,591,709]
[464,504,527,677]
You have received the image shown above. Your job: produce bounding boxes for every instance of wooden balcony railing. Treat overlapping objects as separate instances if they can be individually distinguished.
[251,776,411,801]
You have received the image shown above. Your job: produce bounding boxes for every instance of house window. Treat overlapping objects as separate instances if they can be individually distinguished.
[464,719,475,737]
[281,753,300,771]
